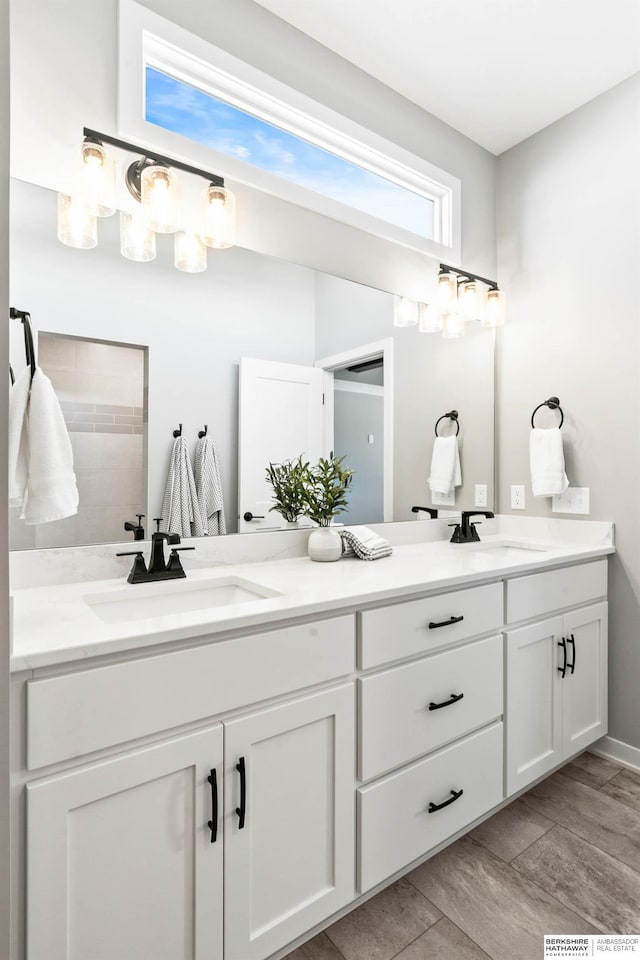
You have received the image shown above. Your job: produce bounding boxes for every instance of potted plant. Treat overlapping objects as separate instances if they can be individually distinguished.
[303,453,354,562]
[265,455,310,525]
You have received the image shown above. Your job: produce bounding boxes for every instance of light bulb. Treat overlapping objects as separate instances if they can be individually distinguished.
[459,280,483,321]
[436,271,457,312]
[482,288,506,327]
[141,164,180,233]
[201,185,236,249]
[76,140,115,217]
[175,231,207,273]
[120,209,156,262]
[393,296,418,327]
[57,194,97,249]
[418,303,442,333]
[441,311,466,339]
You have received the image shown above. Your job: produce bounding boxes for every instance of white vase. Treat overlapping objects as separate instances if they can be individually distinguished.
[307,526,342,562]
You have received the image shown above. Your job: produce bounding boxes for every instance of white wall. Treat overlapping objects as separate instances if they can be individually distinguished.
[9,0,496,299]
[496,74,640,749]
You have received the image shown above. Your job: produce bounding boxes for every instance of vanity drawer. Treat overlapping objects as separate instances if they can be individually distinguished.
[358,721,503,892]
[27,615,354,769]
[358,582,503,669]
[359,634,503,781]
[506,560,607,624]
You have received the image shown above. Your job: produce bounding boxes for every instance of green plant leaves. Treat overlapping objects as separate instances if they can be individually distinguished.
[265,452,354,526]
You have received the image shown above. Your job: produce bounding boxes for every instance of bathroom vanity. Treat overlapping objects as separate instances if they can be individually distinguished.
[9,518,613,960]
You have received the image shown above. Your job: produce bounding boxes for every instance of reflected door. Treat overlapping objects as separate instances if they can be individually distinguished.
[238,358,324,533]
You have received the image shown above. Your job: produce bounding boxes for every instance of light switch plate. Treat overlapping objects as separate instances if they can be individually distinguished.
[511,485,525,510]
[432,489,455,507]
[474,484,488,508]
[552,487,590,514]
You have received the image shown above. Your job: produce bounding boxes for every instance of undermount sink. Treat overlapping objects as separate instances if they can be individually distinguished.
[464,539,554,559]
[84,576,281,625]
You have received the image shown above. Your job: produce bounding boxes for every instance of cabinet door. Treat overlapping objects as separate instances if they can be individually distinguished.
[562,602,608,755]
[224,684,355,960]
[27,726,223,960]
[506,617,564,795]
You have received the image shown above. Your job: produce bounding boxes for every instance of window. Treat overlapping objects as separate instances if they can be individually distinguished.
[118,1,460,260]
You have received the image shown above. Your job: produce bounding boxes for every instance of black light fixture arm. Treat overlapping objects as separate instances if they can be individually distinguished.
[439,262,499,291]
[83,127,225,188]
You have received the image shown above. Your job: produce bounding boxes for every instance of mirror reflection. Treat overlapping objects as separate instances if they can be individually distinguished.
[9,179,495,548]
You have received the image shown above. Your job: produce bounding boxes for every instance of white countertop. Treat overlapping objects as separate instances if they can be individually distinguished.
[11,523,615,672]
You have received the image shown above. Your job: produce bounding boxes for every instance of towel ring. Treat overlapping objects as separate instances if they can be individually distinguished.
[434,410,460,437]
[531,397,564,429]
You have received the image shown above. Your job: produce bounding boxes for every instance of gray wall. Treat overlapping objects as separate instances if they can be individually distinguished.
[496,74,640,749]
[334,387,384,524]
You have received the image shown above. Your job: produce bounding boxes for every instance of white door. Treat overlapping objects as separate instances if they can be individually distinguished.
[238,358,324,532]
[224,684,355,960]
[562,602,608,755]
[26,727,223,960]
[505,617,564,795]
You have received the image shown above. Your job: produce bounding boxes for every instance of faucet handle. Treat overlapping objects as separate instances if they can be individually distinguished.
[154,518,163,532]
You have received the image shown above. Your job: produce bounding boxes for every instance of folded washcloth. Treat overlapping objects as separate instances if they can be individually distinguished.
[8,366,31,507]
[161,436,204,538]
[194,435,226,536]
[428,435,462,495]
[530,427,569,497]
[340,526,392,561]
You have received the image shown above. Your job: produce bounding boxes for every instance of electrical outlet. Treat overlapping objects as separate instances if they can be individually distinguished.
[511,484,525,510]
[432,489,455,507]
[553,487,590,515]
[474,484,488,508]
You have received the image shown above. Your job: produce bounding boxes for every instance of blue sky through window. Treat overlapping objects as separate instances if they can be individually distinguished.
[145,67,434,239]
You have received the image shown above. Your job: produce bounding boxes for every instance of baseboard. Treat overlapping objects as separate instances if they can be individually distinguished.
[590,735,640,772]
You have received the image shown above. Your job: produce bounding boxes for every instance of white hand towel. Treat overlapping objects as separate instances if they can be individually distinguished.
[530,427,569,497]
[161,436,204,538]
[21,369,79,524]
[340,526,392,560]
[194,436,226,536]
[428,435,462,495]
[8,367,31,507]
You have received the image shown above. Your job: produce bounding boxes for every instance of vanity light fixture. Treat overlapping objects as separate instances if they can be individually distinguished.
[437,263,506,329]
[393,296,419,327]
[57,128,237,272]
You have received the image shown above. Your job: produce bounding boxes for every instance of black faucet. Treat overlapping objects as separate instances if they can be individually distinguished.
[124,514,145,540]
[116,518,195,584]
[449,510,495,544]
[411,506,439,518]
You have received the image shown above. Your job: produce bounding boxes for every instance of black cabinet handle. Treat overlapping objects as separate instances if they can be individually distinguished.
[207,768,218,843]
[243,512,265,522]
[235,757,246,829]
[558,637,567,678]
[428,692,464,711]
[567,633,576,674]
[428,615,464,630]
[428,788,464,814]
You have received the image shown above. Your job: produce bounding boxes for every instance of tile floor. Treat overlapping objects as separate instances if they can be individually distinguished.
[284,753,640,960]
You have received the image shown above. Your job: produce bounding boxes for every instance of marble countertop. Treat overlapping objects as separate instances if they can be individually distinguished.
[11,522,615,672]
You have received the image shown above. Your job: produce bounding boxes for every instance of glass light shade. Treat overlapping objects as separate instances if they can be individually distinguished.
[459,281,483,321]
[141,164,180,233]
[418,302,442,333]
[436,271,457,312]
[120,210,156,262]
[75,140,115,217]
[57,194,97,249]
[482,288,506,327]
[393,296,418,327]
[175,231,207,273]
[201,185,236,249]
[441,311,466,339]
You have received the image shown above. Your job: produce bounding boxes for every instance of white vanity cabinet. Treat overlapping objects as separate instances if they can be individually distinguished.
[505,561,608,795]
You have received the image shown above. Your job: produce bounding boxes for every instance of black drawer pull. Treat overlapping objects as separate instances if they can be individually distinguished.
[428,788,464,814]
[567,633,576,674]
[207,768,218,843]
[428,692,464,711]
[558,637,567,678]
[235,757,247,829]
[428,615,464,630]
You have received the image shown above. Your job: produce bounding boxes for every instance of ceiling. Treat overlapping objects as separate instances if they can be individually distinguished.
[253,0,640,154]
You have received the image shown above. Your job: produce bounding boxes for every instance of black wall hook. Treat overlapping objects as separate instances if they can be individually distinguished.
[10,307,36,380]
[531,397,564,429]
[198,424,208,438]
[173,423,183,438]
[434,410,460,437]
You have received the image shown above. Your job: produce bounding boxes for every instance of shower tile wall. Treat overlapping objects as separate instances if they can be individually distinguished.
[9,335,146,549]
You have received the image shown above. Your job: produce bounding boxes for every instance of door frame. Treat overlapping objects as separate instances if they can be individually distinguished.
[315,338,393,523]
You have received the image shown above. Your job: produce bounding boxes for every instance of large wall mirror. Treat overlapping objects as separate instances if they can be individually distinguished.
[9,179,495,549]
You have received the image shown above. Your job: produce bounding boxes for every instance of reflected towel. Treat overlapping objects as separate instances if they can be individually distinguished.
[161,436,204,538]
[340,526,392,560]
[530,427,569,497]
[8,367,31,507]
[194,436,226,536]
[428,435,462,495]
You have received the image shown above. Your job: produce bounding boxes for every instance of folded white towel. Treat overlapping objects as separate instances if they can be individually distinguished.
[428,435,462,495]
[530,427,569,497]
[8,367,31,507]
[161,436,204,538]
[340,526,392,560]
[194,436,226,536]
[21,369,79,525]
